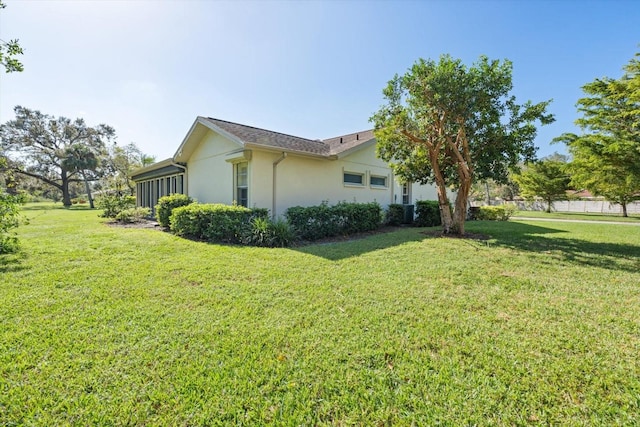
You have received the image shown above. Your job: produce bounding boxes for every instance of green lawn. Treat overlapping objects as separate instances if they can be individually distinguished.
[2,204,639,425]
[511,209,640,222]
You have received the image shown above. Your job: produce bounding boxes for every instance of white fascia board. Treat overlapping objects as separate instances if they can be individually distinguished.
[173,116,245,162]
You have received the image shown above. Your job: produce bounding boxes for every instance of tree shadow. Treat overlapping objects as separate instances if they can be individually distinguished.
[294,221,640,274]
[468,221,640,273]
[0,253,28,274]
[293,227,428,261]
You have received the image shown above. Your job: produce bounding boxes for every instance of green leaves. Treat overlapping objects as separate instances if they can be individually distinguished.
[0,1,24,73]
[512,159,570,212]
[371,54,553,233]
[557,50,640,215]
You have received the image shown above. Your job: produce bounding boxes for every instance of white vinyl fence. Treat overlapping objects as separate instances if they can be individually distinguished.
[507,200,640,215]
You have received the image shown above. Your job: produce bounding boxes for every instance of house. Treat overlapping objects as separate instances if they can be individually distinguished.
[131,117,438,217]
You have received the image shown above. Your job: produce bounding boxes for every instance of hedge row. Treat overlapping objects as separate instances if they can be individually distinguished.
[474,205,516,221]
[415,200,442,227]
[169,203,256,243]
[156,194,194,228]
[285,201,382,241]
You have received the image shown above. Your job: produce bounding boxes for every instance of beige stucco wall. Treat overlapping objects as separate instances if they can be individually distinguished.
[184,130,442,217]
[187,130,239,204]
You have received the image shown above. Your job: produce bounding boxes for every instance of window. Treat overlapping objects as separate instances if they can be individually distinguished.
[236,162,248,207]
[402,182,411,205]
[370,175,387,187]
[343,172,364,185]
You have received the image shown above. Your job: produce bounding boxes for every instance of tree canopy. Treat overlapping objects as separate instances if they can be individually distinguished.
[0,1,24,73]
[371,54,554,234]
[555,51,640,217]
[512,156,570,213]
[0,106,115,207]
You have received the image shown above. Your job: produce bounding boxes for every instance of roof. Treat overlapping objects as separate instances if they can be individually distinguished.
[135,117,378,178]
[323,129,376,155]
[201,117,331,156]
[130,158,186,181]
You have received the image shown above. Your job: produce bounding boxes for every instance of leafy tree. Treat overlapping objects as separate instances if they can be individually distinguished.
[470,178,520,204]
[0,158,24,253]
[555,51,640,217]
[0,106,116,207]
[512,157,571,213]
[102,142,155,196]
[0,1,24,73]
[62,143,105,208]
[371,55,553,234]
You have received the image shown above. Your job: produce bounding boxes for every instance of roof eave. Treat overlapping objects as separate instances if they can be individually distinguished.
[173,116,245,162]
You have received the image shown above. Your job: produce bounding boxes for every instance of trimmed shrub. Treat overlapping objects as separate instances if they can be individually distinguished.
[285,201,382,241]
[242,217,295,248]
[250,207,270,220]
[385,204,405,226]
[414,200,442,227]
[155,194,194,228]
[115,207,151,223]
[96,194,135,218]
[476,205,516,221]
[0,192,24,254]
[169,203,253,243]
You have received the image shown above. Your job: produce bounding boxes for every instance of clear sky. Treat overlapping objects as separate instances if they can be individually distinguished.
[1,0,638,161]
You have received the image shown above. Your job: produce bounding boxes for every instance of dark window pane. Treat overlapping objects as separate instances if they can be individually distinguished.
[344,173,363,184]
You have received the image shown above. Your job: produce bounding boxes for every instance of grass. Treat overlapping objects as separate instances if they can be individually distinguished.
[1,203,639,425]
[511,209,640,222]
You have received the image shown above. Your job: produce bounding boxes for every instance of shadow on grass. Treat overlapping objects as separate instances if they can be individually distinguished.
[0,253,28,274]
[294,227,428,261]
[296,221,640,273]
[469,221,640,273]
[21,203,95,211]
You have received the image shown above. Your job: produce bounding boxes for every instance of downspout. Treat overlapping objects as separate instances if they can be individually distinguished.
[272,153,287,219]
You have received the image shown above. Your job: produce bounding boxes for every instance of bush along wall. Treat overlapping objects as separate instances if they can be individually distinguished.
[414,200,442,227]
[385,203,405,226]
[285,201,382,241]
[155,194,195,228]
[169,203,253,243]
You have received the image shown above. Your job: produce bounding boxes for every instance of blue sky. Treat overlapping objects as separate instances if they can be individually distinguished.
[1,0,638,160]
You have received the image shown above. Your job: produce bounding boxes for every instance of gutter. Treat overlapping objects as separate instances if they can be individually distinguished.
[272,152,287,218]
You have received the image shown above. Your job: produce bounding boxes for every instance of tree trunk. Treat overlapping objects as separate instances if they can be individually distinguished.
[61,171,72,207]
[546,198,552,213]
[452,175,471,235]
[82,172,95,209]
[429,149,454,233]
[622,202,628,217]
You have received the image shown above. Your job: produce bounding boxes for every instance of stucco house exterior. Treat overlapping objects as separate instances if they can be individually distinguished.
[131,117,438,217]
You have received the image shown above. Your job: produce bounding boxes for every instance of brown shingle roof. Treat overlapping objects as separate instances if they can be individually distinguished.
[323,129,375,155]
[199,117,375,157]
[202,117,330,156]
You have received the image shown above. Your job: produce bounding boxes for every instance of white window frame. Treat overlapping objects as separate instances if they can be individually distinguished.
[369,175,388,188]
[343,171,364,186]
[235,161,249,207]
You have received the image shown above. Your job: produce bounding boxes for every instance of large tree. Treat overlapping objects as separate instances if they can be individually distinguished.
[0,106,115,207]
[0,1,24,73]
[512,156,571,213]
[371,55,554,234]
[102,142,155,196]
[555,51,640,217]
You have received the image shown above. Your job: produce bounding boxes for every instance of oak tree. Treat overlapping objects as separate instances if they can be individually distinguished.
[0,106,115,207]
